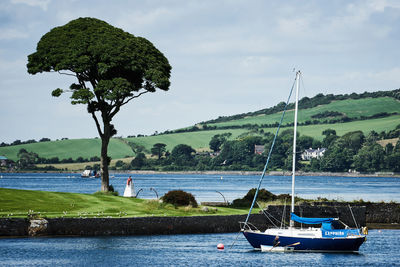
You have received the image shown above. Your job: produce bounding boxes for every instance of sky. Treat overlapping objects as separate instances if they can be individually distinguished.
[1,0,400,143]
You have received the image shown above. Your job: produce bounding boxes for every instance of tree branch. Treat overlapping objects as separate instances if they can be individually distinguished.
[122,90,149,106]
[91,110,104,138]
[109,90,149,119]
[56,71,77,77]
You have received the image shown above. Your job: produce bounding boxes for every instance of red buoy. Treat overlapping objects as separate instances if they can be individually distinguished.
[217,243,224,250]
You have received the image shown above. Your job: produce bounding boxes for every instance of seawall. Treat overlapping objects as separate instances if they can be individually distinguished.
[1,203,398,237]
[0,214,266,237]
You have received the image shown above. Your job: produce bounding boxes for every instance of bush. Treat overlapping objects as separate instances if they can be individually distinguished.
[231,188,279,208]
[161,190,198,207]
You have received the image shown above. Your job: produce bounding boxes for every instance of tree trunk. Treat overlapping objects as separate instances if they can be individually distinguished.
[100,121,111,192]
[100,135,110,192]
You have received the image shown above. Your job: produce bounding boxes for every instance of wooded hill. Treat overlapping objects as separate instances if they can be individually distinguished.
[0,89,399,172]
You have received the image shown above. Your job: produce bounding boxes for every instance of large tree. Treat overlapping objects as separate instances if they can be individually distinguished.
[151,143,167,160]
[27,18,171,191]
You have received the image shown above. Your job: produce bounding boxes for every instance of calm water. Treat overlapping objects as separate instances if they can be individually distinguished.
[0,230,398,266]
[0,172,399,202]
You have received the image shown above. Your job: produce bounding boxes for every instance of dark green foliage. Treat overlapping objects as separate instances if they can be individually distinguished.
[298,135,314,151]
[311,111,343,119]
[209,133,231,152]
[341,131,365,153]
[131,153,146,169]
[320,138,354,172]
[151,143,167,159]
[170,144,195,166]
[17,149,39,169]
[161,190,198,207]
[353,143,385,172]
[231,188,294,207]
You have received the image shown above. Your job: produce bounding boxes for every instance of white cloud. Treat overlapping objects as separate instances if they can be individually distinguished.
[0,28,29,40]
[11,0,51,11]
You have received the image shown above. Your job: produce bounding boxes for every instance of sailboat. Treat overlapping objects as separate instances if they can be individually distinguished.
[241,71,367,252]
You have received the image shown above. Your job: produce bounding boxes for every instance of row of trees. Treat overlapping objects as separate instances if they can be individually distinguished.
[15,125,400,173]
[15,148,102,169]
[110,124,400,173]
[0,137,59,147]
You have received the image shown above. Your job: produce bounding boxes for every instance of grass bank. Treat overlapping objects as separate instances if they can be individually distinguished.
[0,188,250,219]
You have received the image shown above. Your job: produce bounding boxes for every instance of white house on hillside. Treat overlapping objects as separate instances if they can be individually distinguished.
[301,148,327,160]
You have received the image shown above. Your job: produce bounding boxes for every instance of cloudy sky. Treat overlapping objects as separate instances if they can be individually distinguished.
[1,0,400,143]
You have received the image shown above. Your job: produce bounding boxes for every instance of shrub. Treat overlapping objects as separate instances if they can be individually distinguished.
[161,190,198,207]
[231,188,280,208]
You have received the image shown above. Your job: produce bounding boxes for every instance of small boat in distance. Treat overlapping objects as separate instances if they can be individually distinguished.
[81,169,100,178]
[241,71,367,252]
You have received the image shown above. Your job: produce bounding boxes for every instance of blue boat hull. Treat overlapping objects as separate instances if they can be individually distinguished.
[243,231,366,252]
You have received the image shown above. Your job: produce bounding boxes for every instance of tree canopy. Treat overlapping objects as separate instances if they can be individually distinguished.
[27,17,171,191]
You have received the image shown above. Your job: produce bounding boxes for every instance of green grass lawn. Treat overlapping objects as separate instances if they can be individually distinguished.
[0,188,250,218]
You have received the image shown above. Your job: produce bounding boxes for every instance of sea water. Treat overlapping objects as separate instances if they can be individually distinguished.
[0,172,399,202]
[0,230,398,266]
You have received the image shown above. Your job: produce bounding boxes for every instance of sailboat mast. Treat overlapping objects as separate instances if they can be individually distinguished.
[290,70,300,227]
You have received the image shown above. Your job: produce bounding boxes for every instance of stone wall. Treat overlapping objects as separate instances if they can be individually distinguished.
[45,215,266,236]
[364,203,400,224]
[0,218,28,236]
[0,202,398,237]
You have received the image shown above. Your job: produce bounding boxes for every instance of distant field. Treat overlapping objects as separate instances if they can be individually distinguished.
[0,138,134,162]
[260,115,400,140]
[124,128,248,152]
[207,97,400,128]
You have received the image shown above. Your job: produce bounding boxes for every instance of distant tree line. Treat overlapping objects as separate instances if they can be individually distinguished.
[0,137,68,147]
[15,148,101,170]
[13,124,400,173]
[110,124,400,173]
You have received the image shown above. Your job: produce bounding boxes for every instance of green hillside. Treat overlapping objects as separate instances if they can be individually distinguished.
[0,93,399,162]
[261,114,400,140]
[124,128,247,152]
[0,138,134,162]
[204,97,400,128]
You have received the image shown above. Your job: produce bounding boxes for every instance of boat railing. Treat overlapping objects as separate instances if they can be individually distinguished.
[239,221,260,232]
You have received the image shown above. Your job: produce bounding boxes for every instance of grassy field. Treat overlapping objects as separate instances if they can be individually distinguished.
[0,138,135,162]
[206,97,400,128]
[261,114,400,141]
[0,188,250,218]
[125,128,248,152]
